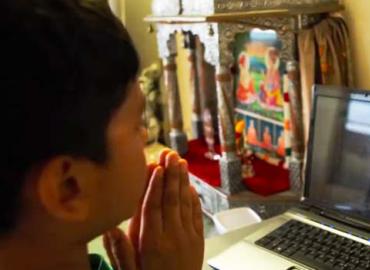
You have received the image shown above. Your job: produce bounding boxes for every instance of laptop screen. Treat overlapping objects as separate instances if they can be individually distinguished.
[305,86,370,225]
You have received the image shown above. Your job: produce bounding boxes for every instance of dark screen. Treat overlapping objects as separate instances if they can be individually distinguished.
[308,93,370,222]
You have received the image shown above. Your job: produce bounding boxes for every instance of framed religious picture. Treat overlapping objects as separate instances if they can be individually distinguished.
[234,28,287,157]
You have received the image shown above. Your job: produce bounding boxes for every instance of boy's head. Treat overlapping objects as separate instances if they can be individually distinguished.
[0,0,147,243]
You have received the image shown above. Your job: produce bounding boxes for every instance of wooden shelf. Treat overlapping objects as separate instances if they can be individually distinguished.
[144,3,343,24]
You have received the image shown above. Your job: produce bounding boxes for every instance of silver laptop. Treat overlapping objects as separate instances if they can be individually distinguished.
[208,85,370,270]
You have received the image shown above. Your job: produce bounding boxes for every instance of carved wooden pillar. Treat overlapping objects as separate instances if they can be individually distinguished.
[286,61,304,160]
[285,61,305,193]
[215,65,243,194]
[184,32,202,138]
[162,35,188,155]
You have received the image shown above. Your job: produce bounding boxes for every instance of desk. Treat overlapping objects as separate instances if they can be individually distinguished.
[202,216,280,270]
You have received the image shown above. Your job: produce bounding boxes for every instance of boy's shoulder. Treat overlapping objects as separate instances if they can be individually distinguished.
[89,254,112,270]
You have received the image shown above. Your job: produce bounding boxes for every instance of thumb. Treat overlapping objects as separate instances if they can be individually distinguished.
[103,228,137,270]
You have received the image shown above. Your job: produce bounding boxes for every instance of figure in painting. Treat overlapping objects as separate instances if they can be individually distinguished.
[276,130,285,156]
[261,47,283,110]
[262,126,273,150]
[236,52,257,104]
[246,120,259,146]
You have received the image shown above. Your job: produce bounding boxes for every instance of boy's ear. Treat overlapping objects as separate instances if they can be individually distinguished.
[37,157,91,222]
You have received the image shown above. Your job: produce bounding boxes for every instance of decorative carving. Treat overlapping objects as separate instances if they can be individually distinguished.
[184,33,203,138]
[180,0,338,15]
[214,65,244,195]
[156,23,220,66]
[182,0,214,15]
[219,156,244,194]
[163,56,183,131]
[215,65,237,154]
[218,22,296,67]
[162,44,188,155]
[151,0,180,16]
[155,14,323,67]
[286,61,305,159]
[213,0,338,13]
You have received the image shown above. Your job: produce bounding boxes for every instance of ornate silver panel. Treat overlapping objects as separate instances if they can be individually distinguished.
[156,23,220,66]
[230,15,323,32]
[155,14,322,67]
[151,0,180,16]
[182,0,215,15]
[214,0,339,13]
[181,0,338,15]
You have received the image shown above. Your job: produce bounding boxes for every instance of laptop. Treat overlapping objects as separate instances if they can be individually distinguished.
[208,85,370,270]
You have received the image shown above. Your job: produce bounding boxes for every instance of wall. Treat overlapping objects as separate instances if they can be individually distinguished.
[124,0,158,70]
[342,0,370,89]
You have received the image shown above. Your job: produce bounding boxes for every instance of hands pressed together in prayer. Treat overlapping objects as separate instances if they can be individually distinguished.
[103,150,204,270]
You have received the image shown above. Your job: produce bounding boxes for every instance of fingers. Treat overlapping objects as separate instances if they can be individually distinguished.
[159,149,171,167]
[163,152,182,230]
[190,186,204,238]
[128,210,141,255]
[141,166,164,235]
[103,228,136,270]
[178,159,193,233]
[129,162,157,251]
[146,162,158,183]
[103,233,118,270]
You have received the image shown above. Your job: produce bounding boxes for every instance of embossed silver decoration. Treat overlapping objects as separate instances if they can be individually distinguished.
[182,0,214,15]
[213,0,338,13]
[181,0,337,15]
[152,0,180,16]
[156,23,220,66]
[220,155,244,195]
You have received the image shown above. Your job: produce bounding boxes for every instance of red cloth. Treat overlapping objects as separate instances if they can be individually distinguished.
[184,139,221,187]
[184,139,290,196]
[243,155,290,196]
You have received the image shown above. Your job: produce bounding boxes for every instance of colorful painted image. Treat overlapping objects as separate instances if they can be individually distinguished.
[245,115,260,147]
[239,114,285,156]
[234,28,286,122]
[260,121,274,151]
[275,126,285,157]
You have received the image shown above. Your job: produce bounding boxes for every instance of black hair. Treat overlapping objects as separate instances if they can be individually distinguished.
[0,0,139,234]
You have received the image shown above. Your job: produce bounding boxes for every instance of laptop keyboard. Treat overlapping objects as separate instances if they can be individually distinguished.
[255,220,370,270]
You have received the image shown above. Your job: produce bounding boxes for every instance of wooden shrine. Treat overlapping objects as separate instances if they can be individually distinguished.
[145,0,347,218]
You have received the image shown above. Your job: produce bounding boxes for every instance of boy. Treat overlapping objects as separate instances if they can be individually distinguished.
[0,1,204,270]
